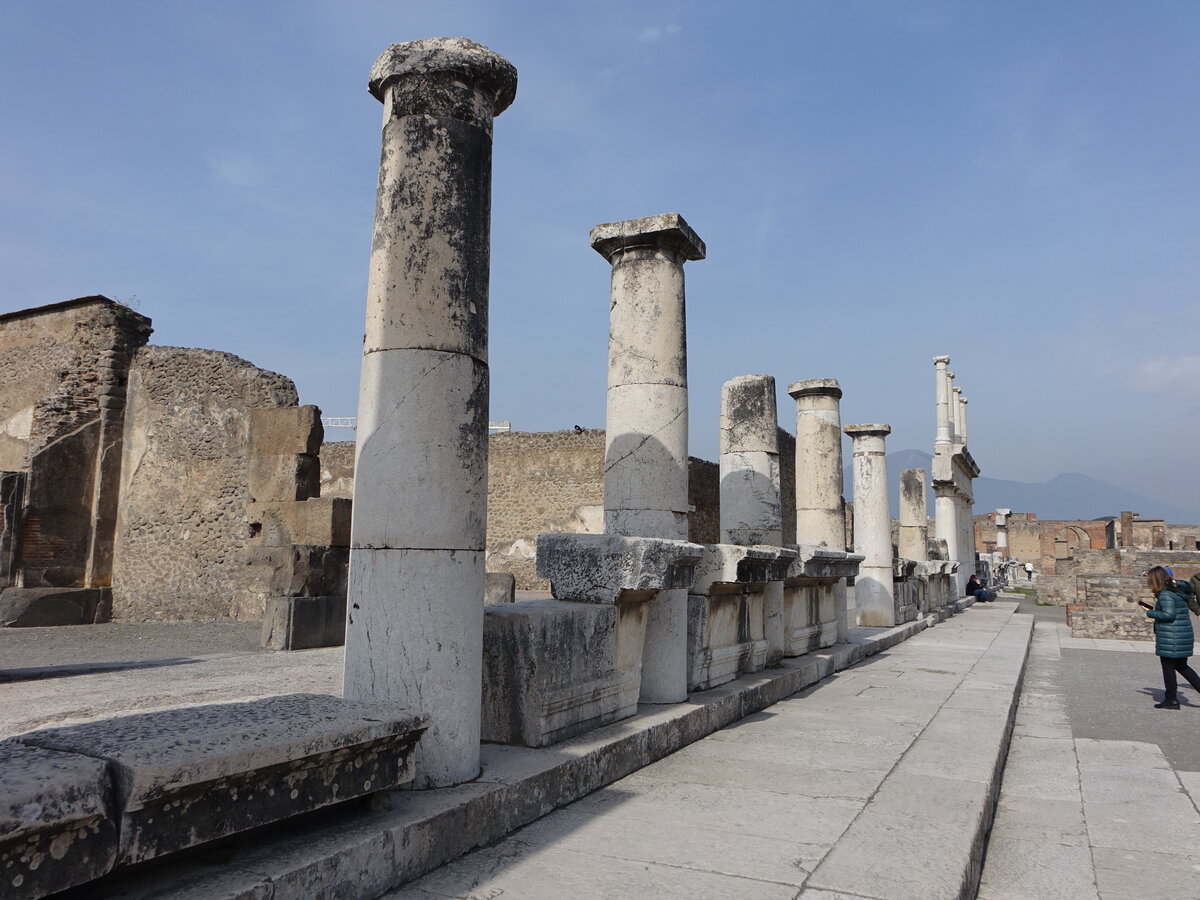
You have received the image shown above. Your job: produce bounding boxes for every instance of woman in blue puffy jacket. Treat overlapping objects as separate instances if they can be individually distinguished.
[1138,566,1200,710]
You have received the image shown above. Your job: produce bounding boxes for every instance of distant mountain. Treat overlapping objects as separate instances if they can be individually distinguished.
[844,450,1200,524]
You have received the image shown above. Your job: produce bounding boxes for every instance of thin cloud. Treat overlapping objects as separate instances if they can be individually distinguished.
[637,22,681,43]
[1134,356,1200,400]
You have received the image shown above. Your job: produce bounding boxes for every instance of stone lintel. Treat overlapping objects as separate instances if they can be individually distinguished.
[784,544,864,581]
[843,424,891,438]
[787,378,842,401]
[690,544,797,596]
[589,213,706,263]
[368,37,517,113]
[536,533,704,604]
[18,695,427,865]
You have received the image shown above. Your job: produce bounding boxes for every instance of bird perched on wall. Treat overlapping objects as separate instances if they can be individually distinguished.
[573,425,584,433]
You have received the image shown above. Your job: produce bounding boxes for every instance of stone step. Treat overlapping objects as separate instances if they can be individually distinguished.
[1,694,425,898]
[62,600,974,899]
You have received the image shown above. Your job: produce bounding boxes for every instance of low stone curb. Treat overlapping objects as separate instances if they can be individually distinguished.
[70,601,973,899]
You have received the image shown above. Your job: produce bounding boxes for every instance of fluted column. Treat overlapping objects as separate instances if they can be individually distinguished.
[343,38,517,788]
[844,424,895,626]
[592,212,704,703]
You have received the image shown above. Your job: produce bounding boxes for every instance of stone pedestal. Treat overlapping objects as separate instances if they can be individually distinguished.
[782,546,862,655]
[343,38,517,788]
[845,424,895,626]
[591,213,704,704]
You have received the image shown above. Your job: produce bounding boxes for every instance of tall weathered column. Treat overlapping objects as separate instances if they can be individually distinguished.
[592,213,704,703]
[953,386,965,447]
[948,372,959,445]
[933,356,952,450]
[789,379,845,548]
[932,356,960,588]
[844,424,895,626]
[790,378,849,640]
[343,38,517,788]
[720,374,785,661]
[959,395,969,446]
[898,468,928,562]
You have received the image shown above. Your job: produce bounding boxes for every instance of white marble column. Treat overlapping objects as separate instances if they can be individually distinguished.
[844,424,895,626]
[933,356,952,450]
[898,467,928,562]
[959,395,969,447]
[592,212,704,703]
[790,378,849,640]
[720,374,784,662]
[952,385,964,448]
[343,38,517,788]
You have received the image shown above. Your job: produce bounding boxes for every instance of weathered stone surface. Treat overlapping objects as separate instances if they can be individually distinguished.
[0,740,117,898]
[249,406,322,457]
[785,545,863,581]
[18,694,426,865]
[783,580,840,656]
[246,452,320,503]
[0,586,111,627]
[261,595,347,651]
[484,571,515,604]
[845,424,895,626]
[246,498,352,548]
[898,467,928,562]
[482,600,644,746]
[244,545,348,598]
[536,533,703,604]
[789,378,845,550]
[690,543,796,597]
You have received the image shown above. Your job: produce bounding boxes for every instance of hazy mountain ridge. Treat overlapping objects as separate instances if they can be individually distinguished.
[850,450,1200,524]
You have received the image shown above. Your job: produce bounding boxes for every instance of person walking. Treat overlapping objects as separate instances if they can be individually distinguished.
[1024,562,1034,581]
[1137,566,1200,710]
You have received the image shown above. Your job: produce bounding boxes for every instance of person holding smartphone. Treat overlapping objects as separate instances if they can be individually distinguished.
[1138,566,1200,710]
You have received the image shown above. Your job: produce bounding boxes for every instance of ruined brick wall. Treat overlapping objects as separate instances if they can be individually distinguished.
[1166,525,1200,552]
[319,441,356,499]
[111,346,298,620]
[1039,520,1109,573]
[486,429,606,589]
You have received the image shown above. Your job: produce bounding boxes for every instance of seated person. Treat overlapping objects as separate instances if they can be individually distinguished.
[966,574,992,602]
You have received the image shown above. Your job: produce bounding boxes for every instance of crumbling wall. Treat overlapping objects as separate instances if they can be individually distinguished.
[112,346,298,620]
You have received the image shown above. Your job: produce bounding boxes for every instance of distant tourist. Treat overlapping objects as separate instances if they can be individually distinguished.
[967,574,992,603]
[1137,566,1200,710]
[1024,562,1034,581]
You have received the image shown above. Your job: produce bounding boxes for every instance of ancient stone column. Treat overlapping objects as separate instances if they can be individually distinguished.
[592,212,704,703]
[953,386,965,447]
[995,508,1011,559]
[898,468,928,562]
[933,356,952,450]
[720,374,785,662]
[790,378,849,640]
[789,379,845,548]
[844,424,895,626]
[343,38,517,789]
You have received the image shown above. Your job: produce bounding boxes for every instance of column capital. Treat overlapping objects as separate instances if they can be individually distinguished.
[590,213,706,264]
[369,38,518,122]
[788,378,842,401]
[844,424,891,439]
[932,355,950,366]
[953,386,963,396]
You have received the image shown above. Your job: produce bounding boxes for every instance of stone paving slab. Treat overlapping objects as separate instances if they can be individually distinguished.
[978,619,1200,900]
[391,602,1030,900]
[65,603,975,898]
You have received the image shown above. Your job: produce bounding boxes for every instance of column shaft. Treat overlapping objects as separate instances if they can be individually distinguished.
[898,467,928,562]
[789,379,845,548]
[845,425,894,626]
[592,213,704,703]
[343,38,517,788]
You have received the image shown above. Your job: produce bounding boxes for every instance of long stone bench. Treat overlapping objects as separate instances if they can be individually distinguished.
[0,694,426,898]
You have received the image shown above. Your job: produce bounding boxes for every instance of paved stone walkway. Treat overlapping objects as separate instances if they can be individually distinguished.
[389,603,1031,899]
[979,619,1200,900]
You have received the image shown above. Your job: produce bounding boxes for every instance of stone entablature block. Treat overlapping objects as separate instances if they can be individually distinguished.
[784,545,864,582]
[536,533,704,604]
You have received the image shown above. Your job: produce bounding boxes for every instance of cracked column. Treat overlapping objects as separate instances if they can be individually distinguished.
[844,424,895,626]
[343,38,517,788]
[720,374,785,663]
[591,212,704,703]
[898,467,928,562]
[789,378,849,641]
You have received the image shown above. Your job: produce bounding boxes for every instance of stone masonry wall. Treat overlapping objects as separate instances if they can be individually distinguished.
[112,346,298,620]
[320,441,356,499]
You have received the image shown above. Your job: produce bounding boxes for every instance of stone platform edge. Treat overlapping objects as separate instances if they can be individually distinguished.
[78,599,975,900]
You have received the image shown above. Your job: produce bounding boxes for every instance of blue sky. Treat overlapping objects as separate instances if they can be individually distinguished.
[2,1,1198,511]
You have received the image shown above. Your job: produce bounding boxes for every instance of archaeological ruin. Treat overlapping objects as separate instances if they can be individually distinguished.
[1,34,1136,900]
